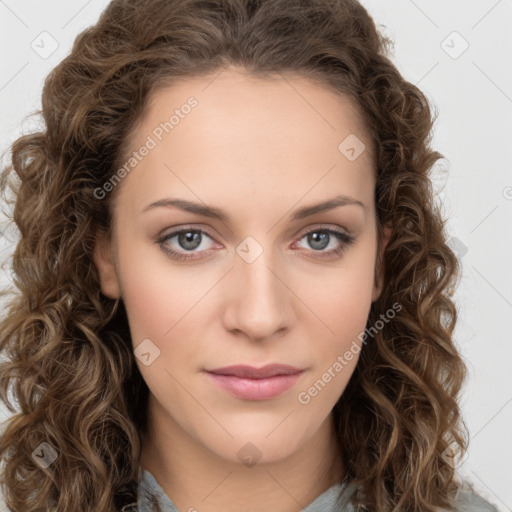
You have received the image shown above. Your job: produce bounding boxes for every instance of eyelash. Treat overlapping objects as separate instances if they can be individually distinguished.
[157,226,356,261]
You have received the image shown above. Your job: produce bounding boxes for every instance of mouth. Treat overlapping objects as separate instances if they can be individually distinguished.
[203,364,305,401]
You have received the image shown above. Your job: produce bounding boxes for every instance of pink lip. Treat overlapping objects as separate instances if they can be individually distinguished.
[204,364,305,400]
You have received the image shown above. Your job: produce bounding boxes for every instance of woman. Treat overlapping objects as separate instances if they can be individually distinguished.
[0,0,500,510]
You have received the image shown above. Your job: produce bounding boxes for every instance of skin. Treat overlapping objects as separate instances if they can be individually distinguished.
[94,65,390,512]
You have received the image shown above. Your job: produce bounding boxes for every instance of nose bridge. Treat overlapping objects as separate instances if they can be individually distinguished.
[226,238,289,340]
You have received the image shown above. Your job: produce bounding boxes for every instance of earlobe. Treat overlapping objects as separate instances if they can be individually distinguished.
[93,230,121,299]
[371,224,392,303]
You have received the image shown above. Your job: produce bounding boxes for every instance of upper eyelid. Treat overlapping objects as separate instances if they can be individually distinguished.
[160,225,217,243]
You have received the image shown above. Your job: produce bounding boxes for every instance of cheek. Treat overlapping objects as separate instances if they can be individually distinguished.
[296,274,372,410]
[296,248,376,339]
[114,235,195,343]
[292,246,377,400]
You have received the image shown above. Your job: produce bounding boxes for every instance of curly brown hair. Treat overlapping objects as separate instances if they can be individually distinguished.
[0,0,468,510]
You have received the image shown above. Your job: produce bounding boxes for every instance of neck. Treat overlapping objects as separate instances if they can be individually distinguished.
[139,395,345,512]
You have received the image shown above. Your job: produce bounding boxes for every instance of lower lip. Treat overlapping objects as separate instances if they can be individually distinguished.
[204,371,304,400]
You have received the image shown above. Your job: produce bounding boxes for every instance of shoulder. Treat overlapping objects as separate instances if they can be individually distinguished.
[451,480,500,512]
[338,478,501,512]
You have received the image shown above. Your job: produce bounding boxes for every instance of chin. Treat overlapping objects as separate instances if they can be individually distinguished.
[199,428,306,467]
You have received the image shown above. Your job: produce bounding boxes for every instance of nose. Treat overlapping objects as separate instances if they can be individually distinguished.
[222,247,292,343]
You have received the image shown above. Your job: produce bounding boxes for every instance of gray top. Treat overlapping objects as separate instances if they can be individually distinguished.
[0,465,501,511]
[134,469,352,511]
[132,468,501,512]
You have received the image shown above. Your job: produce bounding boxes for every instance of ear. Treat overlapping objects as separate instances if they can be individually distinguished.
[93,229,121,299]
[371,223,392,303]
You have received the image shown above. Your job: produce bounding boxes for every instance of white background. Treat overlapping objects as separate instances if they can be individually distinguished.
[0,1,511,510]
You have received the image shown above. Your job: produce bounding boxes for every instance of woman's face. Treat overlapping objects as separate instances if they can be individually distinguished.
[94,66,388,464]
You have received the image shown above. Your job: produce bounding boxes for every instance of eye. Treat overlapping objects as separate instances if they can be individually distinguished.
[294,227,355,259]
[157,228,217,261]
[157,225,356,262]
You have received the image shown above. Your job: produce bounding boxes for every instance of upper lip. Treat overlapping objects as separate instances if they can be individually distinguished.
[205,364,304,379]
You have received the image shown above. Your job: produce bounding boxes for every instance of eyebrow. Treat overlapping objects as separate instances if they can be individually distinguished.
[141,194,366,221]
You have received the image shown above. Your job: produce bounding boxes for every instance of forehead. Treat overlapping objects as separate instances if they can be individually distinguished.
[126,67,372,157]
[116,67,375,214]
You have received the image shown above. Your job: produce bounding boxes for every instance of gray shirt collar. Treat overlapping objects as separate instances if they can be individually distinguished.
[135,468,356,512]
[127,467,500,512]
